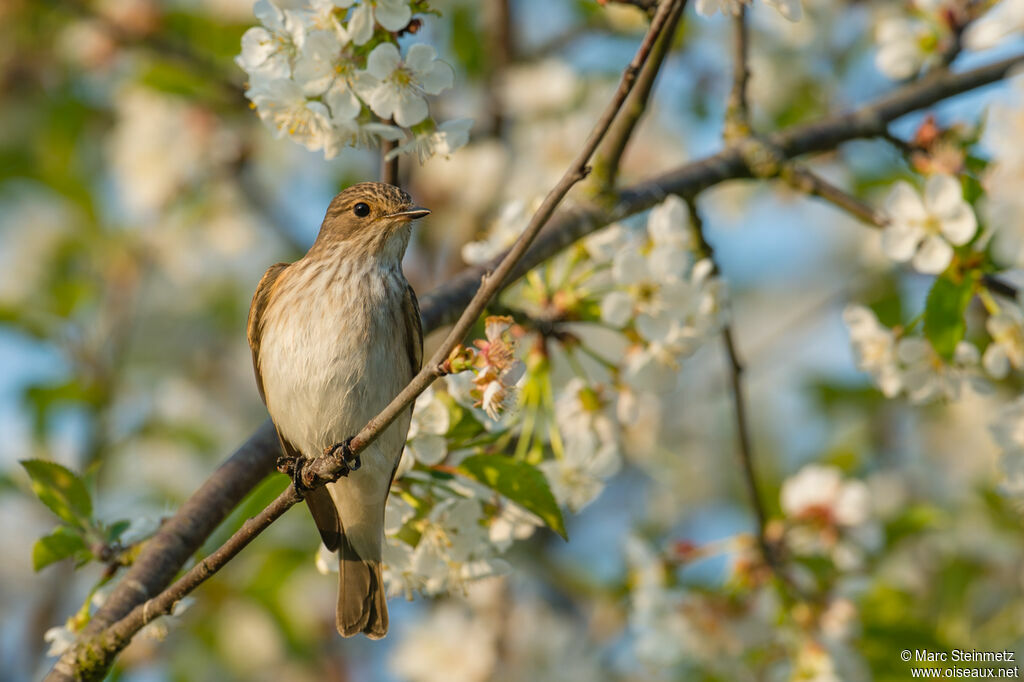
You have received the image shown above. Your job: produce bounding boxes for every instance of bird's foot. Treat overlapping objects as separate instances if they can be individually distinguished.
[323,437,361,477]
[277,455,314,495]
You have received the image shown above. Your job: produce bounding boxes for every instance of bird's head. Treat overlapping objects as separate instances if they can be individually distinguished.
[315,182,430,262]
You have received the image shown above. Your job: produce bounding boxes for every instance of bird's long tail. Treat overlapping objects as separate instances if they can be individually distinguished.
[337,533,388,638]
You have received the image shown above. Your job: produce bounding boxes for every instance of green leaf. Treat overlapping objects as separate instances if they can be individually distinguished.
[32,526,88,571]
[104,519,132,544]
[20,459,93,528]
[923,275,974,360]
[458,454,567,540]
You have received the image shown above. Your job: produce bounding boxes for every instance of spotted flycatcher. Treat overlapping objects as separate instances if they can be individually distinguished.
[247,182,428,638]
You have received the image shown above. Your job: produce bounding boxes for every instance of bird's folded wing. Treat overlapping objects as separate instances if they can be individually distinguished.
[247,262,290,404]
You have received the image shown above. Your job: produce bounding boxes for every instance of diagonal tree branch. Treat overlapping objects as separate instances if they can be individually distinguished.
[47,2,685,679]
[49,48,1024,682]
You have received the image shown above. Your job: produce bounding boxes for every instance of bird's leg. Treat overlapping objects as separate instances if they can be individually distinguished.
[324,437,361,476]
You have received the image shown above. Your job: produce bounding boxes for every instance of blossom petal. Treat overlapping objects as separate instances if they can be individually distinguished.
[611,247,647,285]
[600,291,634,327]
[392,90,429,127]
[885,181,928,223]
[938,203,977,245]
[880,221,922,262]
[419,61,455,95]
[347,2,374,45]
[366,42,401,79]
[924,174,964,217]
[912,234,953,274]
[325,81,361,121]
[375,0,412,31]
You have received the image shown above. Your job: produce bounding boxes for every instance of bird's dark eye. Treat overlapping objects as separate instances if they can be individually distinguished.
[353,202,370,218]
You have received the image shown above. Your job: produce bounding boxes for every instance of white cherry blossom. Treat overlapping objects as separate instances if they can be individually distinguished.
[353,43,454,127]
[291,30,357,113]
[842,305,902,398]
[462,200,529,265]
[874,14,936,80]
[983,310,1024,379]
[387,118,473,163]
[990,397,1024,499]
[235,0,305,81]
[403,386,450,467]
[882,175,977,274]
[897,337,980,404]
[781,465,871,528]
[539,390,622,514]
[964,0,1024,51]
[246,78,336,155]
[346,0,411,46]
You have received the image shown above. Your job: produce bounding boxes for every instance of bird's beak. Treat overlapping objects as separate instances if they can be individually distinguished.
[388,206,431,221]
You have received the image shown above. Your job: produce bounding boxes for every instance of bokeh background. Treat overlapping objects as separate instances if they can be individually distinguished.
[4,0,1024,680]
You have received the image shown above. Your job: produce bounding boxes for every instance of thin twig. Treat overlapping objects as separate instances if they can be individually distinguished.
[50,49,1024,682]
[48,3,684,679]
[725,5,752,139]
[381,138,399,186]
[591,0,687,192]
[781,165,889,227]
[721,327,770,536]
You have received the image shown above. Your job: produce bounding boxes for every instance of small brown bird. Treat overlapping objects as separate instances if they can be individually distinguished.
[247,182,427,638]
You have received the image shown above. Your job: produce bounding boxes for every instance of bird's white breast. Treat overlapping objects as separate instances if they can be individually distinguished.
[258,253,411,462]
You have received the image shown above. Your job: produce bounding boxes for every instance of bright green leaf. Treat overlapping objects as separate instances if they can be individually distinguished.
[32,526,88,571]
[20,459,93,528]
[458,454,568,540]
[923,275,974,360]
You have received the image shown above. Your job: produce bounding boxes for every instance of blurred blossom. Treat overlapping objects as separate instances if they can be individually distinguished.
[964,0,1024,51]
[599,197,726,379]
[401,386,451,469]
[792,639,842,682]
[897,337,981,404]
[781,465,871,528]
[843,305,902,398]
[539,378,622,513]
[873,7,941,80]
[539,433,621,513]
[499,59,581,116]
[109,88,235,216]
[462,200,530,265]
[391,603,497,682]
[982,77,1024,267]
[983,310,1024,379]
[990,397,1024,499]
[43,625,75,658]
[696,0,802,22]
[881,175,977,275]
[487,501,541,552]
[781,465,882,570]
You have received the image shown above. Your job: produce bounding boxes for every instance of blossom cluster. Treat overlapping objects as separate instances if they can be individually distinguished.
[236,0,471,160]
[625,464,877,677]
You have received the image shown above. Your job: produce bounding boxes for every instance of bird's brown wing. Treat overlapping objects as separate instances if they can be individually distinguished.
[402,283,424,376]
[248,262,341,550]
[247,262,289,405]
